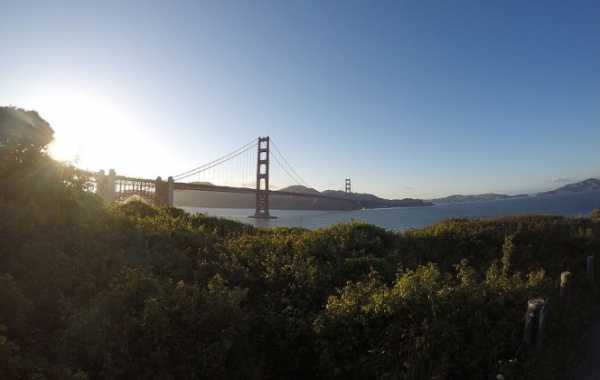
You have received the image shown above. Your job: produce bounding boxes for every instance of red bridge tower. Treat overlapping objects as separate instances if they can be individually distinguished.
[251,136,276,219]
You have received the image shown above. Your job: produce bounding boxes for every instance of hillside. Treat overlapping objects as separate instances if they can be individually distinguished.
[321,189,433,208]
[537,178,600,196]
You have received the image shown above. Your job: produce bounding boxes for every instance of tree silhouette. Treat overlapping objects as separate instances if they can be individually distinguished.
[0,106,61,203]
[0,106,54,166]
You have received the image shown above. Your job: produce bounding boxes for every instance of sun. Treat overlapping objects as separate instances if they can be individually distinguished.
[35,92,153,176]
[48,126,82,163]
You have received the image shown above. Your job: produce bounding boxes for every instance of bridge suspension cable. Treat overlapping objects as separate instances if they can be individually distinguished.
[171,136,315,192]
[269,138,311,189]
[172,138,256,182]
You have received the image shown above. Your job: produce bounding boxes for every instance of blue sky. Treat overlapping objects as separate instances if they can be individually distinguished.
[1,1,598,199]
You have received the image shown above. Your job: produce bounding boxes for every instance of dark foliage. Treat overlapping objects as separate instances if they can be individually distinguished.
[1,196,599,379]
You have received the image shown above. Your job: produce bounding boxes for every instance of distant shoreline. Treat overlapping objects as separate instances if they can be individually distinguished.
[430,193,529,204]
[431,178,600,203]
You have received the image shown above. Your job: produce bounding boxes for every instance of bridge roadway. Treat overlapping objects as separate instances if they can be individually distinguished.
[94,136,357,212]
[96,172,357,209]
[175,182,358,205]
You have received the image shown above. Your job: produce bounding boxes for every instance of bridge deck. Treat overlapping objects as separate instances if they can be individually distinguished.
[174,182,356,204]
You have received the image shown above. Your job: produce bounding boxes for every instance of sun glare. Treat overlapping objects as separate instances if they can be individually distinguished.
[36,92,153,177]
[48,128,81,163]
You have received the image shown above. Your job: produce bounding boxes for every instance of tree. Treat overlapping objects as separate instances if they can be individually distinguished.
[0,106,56,203]
[0,106,94,206]
[0,106,102,207]
[0,106,54,167]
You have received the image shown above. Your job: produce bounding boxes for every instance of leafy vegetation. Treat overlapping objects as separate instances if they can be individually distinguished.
[2,107,600,379]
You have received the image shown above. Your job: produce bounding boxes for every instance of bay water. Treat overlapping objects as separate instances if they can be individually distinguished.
[180,191,600,232]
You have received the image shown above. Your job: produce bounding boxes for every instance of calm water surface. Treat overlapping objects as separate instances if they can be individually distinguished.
[180,191,600,232]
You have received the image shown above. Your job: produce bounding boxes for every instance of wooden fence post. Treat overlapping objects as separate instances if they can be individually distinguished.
[587,256,595,284]
[523,298,546,347]
[560,271,571,305]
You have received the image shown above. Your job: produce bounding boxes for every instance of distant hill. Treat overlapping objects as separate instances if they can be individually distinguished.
[174,185,432,210]
[537,178,600,196]
[431,193,529,204]
[321,189,433,208]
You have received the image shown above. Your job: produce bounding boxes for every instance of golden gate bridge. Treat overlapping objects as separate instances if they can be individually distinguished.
[95,136,357,218]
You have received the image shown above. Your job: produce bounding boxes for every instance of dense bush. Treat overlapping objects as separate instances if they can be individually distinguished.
[1,193,599,379]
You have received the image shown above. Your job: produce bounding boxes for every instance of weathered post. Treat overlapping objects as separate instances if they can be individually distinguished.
[96,169,106,200]
[167,176,174,207]
[523,298,546,347]
[155,177,166,206]
[587,256,595,284]
[560,271,572,305]
[107,169,116,203]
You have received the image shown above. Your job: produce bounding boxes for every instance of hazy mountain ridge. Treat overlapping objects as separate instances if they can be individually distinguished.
[431,193,529,204]
[537,178,600,196]
[170,178,600,209]
[430,178,600,203]
[174,185,432,210]
[319,189,433,208]
[279,185,321,195]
